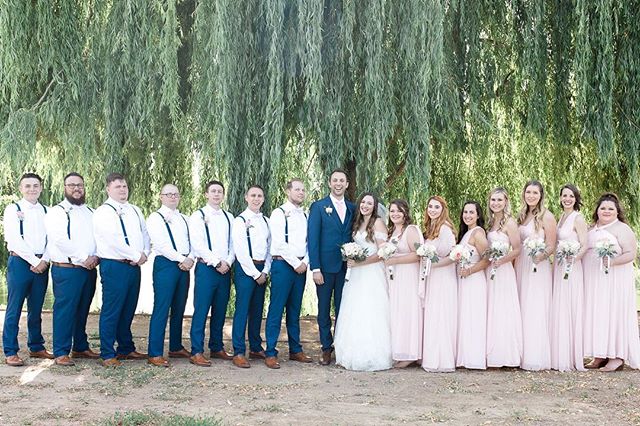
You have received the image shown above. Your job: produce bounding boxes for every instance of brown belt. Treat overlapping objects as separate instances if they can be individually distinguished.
[272,256,304,261]
[10,251,43,258]
[52,262,82,269]
[253,259,265,264]
[197,258,207,264]
[104,258,132,264]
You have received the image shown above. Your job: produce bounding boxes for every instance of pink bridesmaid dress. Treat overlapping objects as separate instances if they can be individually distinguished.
[421,225,457,372]
[486,230,522,367]
[456,227,487,370]
[550,211,585,371]
[389,224,424,362]
[583,221,640,368]
[516,220,552,371]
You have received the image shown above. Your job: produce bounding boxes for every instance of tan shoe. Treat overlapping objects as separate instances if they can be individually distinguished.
[249,350,266,360]
[168,348,190,358]
[210,350,233,361]
[320,349,333,366]
[233,355,251,368]
[29,349,54,360]
[585,357,606,369]
[71,349,100,359]
[116,351,148,360]
[5,355,25,366]
[600,359,624,372]
[100,358,122,367]
[289,352,313,363]
[54,355,76,366]
[265,356,281,369]
[189,353,212,367]
[148,356,170,367]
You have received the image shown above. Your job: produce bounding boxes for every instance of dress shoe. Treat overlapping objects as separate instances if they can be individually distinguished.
[54,355,76,366]
[71,349,100,359]
[116,351,148,360]
[585,357,607,369]
[148,356,170,367]
[210,350,233,361]
[168,349,191,359]
[289,352,313,363]
[29,350,54,360]
[320,350,333,366]
[600,359,624,372]
[100,358,122,367]
[249,351,266,360]
[265,356,281,369]
[5,355,24,366]
[394,360,414,369]
[233,355,251,368]
[190,353,212,367]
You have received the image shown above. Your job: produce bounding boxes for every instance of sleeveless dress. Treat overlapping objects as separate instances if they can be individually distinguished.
[456,227,487,370]
[550,211,585,371]
[421,225,457,372]
[334,230,393,371]
[583,221,640,368]
[389,224,423,362]
[516,220,552,371]
[486,230,522,367]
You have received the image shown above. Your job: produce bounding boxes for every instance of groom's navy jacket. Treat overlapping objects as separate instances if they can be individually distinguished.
[308,196,355,273]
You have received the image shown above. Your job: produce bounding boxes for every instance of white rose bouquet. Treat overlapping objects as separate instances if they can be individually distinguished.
[377,238,398,279]
[341,242,368,282]
[485,241,510,280]
[556,240,581,280]
[524,237,546,273]
[594,240,617,274]
[449,244,472,277]
[414,243,439,280]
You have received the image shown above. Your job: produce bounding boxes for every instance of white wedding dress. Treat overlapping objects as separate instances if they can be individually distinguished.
[334,230,393,371]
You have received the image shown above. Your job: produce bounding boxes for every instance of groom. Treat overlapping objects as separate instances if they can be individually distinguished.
[308,168,355,365]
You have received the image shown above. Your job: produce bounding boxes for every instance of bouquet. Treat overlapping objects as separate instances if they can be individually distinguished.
[341,242,368,282]
[594,240,617,274]
[377,238,399,279]
[485,241,510,280]
[556,240,581,280]
[415,243,439,280]
[449,244,472,277]
[524,237,546,273]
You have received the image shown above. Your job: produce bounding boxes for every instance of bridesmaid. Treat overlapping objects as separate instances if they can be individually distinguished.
[485,187,523,368]
[583,193,640,371]
[550,184,587,371]
[456,201,489,370]
[385,199,423,368]
[421,195,457,372]
[515,180,556,371]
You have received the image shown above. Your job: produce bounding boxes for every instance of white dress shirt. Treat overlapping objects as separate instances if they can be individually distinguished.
[270,201,308,269]
[93,197,150,262]
[189,204,235,267]
[45,199,96,265]
[232,208,271,279]
[3,198,49,266]
[330,194,347,223]
[147,205,192,263]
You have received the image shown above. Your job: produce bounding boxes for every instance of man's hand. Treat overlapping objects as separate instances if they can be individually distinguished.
[83,255,100,270]
[131,253,148,266]
[313,271,324,285]
[294,262,308,274]
[256,272,267,285]
[216,261,231,275]
[179,257,195,271]
[31,260,48,274]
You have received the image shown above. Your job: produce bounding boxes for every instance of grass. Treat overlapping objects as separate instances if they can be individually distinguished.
[99,410,222,426]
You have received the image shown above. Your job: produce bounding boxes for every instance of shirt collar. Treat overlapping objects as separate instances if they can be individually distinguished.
[106,197,128,208]
[282,201,303,214]
[19,198,41,210]
[242,208,263,219]
[330,195,345,205]
[204,204,225,215]
[159,205,179,216]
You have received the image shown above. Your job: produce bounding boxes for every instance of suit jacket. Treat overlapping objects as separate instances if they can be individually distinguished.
[308,195,355,273]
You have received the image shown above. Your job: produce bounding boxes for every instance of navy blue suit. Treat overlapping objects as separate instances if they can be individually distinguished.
[307,196,355,352]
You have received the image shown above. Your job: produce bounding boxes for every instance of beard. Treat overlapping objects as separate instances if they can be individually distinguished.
[65,193,86,206]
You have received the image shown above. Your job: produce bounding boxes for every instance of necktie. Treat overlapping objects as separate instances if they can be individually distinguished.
[336,201,346,223]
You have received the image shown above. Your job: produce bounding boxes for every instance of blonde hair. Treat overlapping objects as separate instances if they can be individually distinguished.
[517,180,546,232]
[487,187,512,232]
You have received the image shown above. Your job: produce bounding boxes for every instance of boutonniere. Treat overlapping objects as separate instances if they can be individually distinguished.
[163,214,173,224]
[16,211,25,221]
[284,210,292,218]
[117,209,125,218]
[202,214,210,224]
[325,206,333,215]
[245,219,254,229]
[64,206,73,214]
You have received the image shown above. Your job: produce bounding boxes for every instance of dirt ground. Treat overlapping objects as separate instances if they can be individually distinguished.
[1,313,640,425]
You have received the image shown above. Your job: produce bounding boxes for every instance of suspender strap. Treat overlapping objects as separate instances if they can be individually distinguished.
[199,209,212,251]
[238,216,253,258]
[104,203,130,246]
[200,209,232,252]
[14,203,23,239]
[156,211,177,251]
[279,207,289,243]
[57,204,71,239]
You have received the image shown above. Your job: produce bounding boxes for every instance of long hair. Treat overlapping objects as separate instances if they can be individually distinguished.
[457,201,485,244]
[422,196,455,240]
[487,187,512,232]
[517,180,547,231]
[387,199,412,239]
[592,192,627,224]
[559,184,582,211]
[352,192,380,242]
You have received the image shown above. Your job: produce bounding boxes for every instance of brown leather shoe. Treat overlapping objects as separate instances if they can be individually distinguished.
[100,358,122,367]
[289,352,313,363]
[116,351,148,360]
[210,350,233,361]
[5,355,24,366]
[168,348,191,359]
[54,355,76,366]
[232,355,251,368]
[319,349,333,366]
[71,349,100,359]
[249,350,266,360]
[265,356,281,369]
[29,349,55,360]
[189,353,212,367]
[148,356,170,367]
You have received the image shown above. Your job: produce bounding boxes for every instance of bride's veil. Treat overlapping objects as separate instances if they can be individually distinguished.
[377,202,388,224]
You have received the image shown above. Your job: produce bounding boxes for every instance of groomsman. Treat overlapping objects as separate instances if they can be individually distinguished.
[146,184,193,367]
[230,185,271,368]
[2,173,53,366]
[45,172,100,366]
[93,173,150,366]
[308,169,355,365]
[188,180,235,367]
[264,179,313,369]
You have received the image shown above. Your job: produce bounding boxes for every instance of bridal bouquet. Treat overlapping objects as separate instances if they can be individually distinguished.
[485,241,510,280]
[524,237,546,273]
[341,242,368,282]
[556,240,581,280]
[449,244,472,277]
[377,238,399,280]
[594,240,617,274]
[415,243,439,280]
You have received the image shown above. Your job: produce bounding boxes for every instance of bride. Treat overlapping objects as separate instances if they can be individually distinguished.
[334,192,393,371]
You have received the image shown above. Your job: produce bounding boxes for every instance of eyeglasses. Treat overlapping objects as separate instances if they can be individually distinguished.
[65,183,85,189]
[161,193,180,198]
